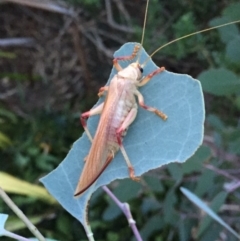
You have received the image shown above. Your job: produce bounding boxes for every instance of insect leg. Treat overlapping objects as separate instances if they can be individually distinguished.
[138,67,165,87]
[80,102,104,142]
[113,45,141,71]
[135,89,167,120]
[116,107,140,181]
[98,86,109,97]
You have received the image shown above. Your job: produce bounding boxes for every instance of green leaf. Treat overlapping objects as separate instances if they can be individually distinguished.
[0,172,56,204]
[112,179,141,202]
[6,215,45,232]
[235,96,240,110]
[0,51,16,59]
[198,68,240,96]
[0,108,17,123]
[167,163,183,182]
[1,214,54,240]
[178,218,193,241]
[197,191,228,238]
[209,17,239,44]
[102,203,121,221]
[222,2,240,21]
[194,170,215,196]
[0,132,12,149]
[182,146,211,174]
[207,114,225,131]
[144,176,164,193]
[226,37,240,63]
[141,197,161,214]
[140,215,164,241]
[199,224,224,241]
[163,188,178,224]
[41,43,205,228]
[229,137,240,155]
[181,187,240,239]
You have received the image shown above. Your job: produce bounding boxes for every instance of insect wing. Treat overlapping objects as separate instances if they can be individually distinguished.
[74,79,120,196]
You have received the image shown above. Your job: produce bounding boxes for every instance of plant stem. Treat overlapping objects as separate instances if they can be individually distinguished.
[0,187,46,241]
[102,186,143,241]
[4,230,30,241]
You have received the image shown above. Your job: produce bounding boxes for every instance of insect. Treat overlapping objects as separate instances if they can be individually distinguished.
[74,1,240,197]
[74,47,167,196]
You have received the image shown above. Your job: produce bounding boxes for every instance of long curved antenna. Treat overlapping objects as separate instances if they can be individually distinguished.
[136,0,150,63]
[140,0,149,47]
[142,20,240,67]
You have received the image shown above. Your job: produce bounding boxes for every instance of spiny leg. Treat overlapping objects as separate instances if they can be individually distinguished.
[138,67,165,87]
[135,66,167,120]
[116,107,140,181]
[80,102,104,142]
[113,44,141,71]
[134,89,167,120]
[98,86,109,97]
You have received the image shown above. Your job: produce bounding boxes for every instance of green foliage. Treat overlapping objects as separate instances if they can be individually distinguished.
[0,107,82,240]
[0,109,14,150]
[0,132,11,149]
[198,68,240,96]
[0,51,16,59]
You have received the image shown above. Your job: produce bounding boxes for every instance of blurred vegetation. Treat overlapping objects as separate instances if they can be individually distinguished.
[0,0,240,240]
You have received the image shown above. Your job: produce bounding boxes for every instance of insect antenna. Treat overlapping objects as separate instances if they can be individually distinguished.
[141,19,240,67]
[136,0,150,64]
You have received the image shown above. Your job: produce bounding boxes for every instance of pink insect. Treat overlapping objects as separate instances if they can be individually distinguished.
[74,43,167,196]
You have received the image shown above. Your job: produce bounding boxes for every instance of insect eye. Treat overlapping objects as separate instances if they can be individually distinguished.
[139,67,143,73]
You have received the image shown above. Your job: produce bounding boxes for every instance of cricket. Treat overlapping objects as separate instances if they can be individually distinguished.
[74,0,240,197]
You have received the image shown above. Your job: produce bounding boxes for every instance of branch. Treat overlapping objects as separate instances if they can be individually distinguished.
[105,0,133,33]
[2,0,74,16]
[102,186,143,241]
[0,38,34,47]
[0,187,46,241]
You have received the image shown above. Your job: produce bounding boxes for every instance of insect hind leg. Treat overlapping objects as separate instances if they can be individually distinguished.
[118,144,140,182]
[113,44,141,71]
[116,107,140,181]
[80,102,104,142]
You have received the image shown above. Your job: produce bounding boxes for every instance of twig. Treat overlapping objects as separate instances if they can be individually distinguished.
[92,29,114,58]
[0,38,34,47]
[3,0,74,16]
[204,164,240,193]
[224,181,240,193]
[102,186,143,241]
[221,204,240,212]
[80,28,113,58]
[0,187,46,241]
[112,0,131,24]
[204,164,238,181]
[203,135,240,162]
[105,0,133,33]
[97,29,125,45]
[70,23,92,95]
[0,89,17,99]
[3,230,30,241]
[84,224,95,241]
